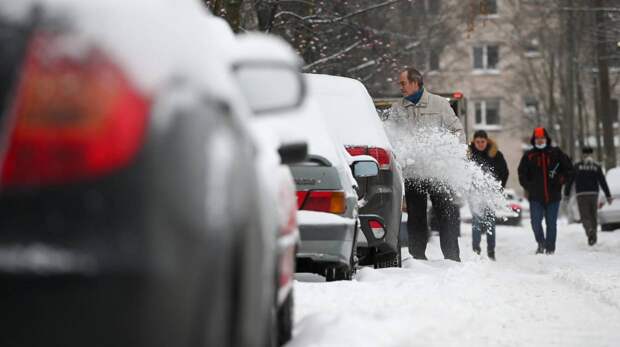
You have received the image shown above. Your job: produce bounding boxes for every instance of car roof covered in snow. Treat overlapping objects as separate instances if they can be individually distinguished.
[0,0,241,100]
[305,73,392,149]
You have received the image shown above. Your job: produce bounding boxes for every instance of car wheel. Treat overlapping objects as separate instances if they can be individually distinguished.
[373,242,401,268]
[277,292,293,346]
[325,266,351,282]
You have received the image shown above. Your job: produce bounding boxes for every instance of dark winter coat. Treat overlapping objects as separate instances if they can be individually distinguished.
[518,129,573,204]
[563,157,611,198]
[468,139,509,188]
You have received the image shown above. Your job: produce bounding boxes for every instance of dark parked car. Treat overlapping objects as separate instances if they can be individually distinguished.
[0,3,279,346]
[306,74,404,268]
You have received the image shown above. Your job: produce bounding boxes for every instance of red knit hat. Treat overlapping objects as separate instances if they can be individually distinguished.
[534,127,546,139]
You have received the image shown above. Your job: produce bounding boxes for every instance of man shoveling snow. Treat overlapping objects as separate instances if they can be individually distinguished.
[384,67,465,262]
[383,67,510,263]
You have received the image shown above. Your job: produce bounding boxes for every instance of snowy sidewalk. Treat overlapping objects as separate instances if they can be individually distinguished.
[289,222,620,347]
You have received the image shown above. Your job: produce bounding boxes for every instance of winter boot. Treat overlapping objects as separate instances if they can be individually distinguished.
[473,247,481,255]
[545,249,555,255]
[536,243,545,254]
[487,250,495,261]
[588,236,597,246]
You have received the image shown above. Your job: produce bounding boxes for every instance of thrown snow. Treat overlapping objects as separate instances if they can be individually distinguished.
[289,221,620,347]
[383,122,508,215]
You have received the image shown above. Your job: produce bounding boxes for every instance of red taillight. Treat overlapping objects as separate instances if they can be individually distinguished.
[368,147,390,170]
[510,203,522,211]
[297,190,346,214]
[369,220,386,239]
[296,191,309,209]
[453,92,464,99]
[1,33,149,187]
[345,146,366,157]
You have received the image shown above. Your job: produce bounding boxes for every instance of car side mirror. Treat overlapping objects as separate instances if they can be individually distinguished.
[278,142,308,165]
[359,215,387,247]
[352,160,379,178]
[233,62,305,114]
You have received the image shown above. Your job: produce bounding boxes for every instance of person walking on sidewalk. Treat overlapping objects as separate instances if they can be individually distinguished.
[518,128,573,255]
[385,67,465,262]
[468,130,509,260]
[563,146,612,246]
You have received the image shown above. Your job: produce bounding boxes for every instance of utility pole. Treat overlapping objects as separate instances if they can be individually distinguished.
[596,0,617,169]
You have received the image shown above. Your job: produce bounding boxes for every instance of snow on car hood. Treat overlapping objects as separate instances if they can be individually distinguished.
[306,74,392,149]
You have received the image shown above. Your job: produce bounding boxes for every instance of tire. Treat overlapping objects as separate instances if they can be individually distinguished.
[325,266,351,282]
[277,292,293,346]
[373,239,402,268]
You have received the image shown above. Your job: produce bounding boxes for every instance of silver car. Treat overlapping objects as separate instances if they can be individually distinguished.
[290,100,380,281]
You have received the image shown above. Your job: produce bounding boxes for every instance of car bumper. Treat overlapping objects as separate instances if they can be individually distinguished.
[598,208,620,224]
[296,211,356,271]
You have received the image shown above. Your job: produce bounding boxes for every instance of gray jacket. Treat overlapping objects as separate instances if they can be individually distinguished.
[386,89,465,143]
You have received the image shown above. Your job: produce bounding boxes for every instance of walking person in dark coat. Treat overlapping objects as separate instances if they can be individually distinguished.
[468,130,509,260]
[563,146,613,246]
[518,128,573,254]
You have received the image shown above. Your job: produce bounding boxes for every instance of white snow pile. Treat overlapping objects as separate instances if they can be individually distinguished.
[383,123,508,215]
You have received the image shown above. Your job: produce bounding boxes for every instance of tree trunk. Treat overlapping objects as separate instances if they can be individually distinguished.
[564,0,576,158]
[596,0,616,169]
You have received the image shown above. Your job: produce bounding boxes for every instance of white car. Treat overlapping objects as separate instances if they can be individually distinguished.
[598,168,620,231]
[200,16,304,345]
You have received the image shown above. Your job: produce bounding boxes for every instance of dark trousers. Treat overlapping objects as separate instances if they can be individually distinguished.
[472,208,496,252]
[530,200,560,252]
[577,194,599,240]
[405,179,460,261]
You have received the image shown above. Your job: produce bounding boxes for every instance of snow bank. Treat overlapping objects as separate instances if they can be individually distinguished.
[290,223,620,347]
[383,123,508,215]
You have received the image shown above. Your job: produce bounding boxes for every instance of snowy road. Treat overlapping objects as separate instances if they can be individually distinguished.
[289,221,620,347]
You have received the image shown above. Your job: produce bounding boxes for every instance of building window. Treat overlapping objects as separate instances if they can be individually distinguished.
[429,49,440,71]
[473,45,499,71]
[480,0,498,16]
[475,99,501,128]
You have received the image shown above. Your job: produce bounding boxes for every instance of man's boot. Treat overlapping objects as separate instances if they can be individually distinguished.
[588,235,597,246]
[473,247,481,255]
[536,243,545,254]
[488,250,495,261]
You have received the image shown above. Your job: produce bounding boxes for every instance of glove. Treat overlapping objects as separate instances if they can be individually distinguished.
[607,197,614,205]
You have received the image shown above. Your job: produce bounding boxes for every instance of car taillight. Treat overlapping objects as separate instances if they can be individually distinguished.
[368,147,390,169]
[0,33,149,188]
[296,191,309,209]
[298,190,346,214]
[345,146,366,157]
[510,203,522,212]
[369,220,386,239]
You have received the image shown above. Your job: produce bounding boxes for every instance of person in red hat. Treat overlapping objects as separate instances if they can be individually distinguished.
[518,128,573,254]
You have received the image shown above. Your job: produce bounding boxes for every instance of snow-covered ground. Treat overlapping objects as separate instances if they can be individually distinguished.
[289,220,620,347]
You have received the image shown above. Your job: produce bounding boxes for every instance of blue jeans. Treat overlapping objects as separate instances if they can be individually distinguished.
[472,208,496,252]
[529,200,560,252]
